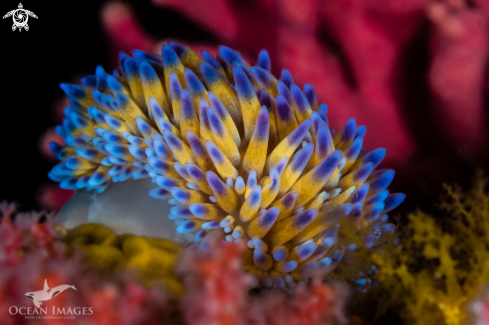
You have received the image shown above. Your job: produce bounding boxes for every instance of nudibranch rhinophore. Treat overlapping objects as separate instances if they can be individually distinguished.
[49,42,405,289]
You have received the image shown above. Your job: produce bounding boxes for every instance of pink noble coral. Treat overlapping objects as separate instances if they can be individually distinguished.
[100,0,489,166]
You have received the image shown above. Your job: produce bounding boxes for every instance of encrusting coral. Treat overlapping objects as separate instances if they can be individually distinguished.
[0,202,346,325]
[61,223,183,294]
[49,41,404,288]
[371,173,489,325]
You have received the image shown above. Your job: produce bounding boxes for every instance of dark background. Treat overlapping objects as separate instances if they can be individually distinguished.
[0,0,219,211]
[1,0,108,210]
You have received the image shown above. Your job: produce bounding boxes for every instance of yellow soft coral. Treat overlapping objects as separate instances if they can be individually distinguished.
[373,172,489,325]
[61,223,183,295]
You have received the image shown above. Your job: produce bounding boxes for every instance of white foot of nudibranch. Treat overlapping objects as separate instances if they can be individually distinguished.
[56,178,191,246]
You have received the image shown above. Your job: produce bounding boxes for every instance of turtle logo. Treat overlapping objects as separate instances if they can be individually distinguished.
[3,3,37,32]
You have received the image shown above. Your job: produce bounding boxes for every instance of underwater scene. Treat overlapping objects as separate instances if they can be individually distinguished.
[2,0,489,324]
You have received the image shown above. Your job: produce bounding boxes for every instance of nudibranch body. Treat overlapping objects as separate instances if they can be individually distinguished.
[49,42,405,288]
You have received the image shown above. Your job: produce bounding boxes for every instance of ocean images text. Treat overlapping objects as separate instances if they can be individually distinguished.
[9,306,94,316]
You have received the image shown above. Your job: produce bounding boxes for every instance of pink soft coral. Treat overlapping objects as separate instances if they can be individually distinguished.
[248,281,346,325]
[178,234,254,325]
[178,233,346,325]
[0,256,172,325]
[0,202,61,265]
[0,203,346,325]
[0,202,175,325]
